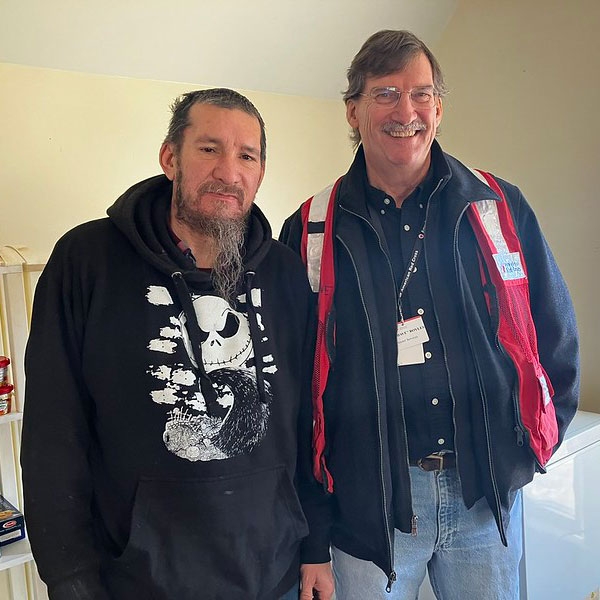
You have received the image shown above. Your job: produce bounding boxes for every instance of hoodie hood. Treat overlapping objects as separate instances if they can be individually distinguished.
[106,174,274,414]
[106,174,273,285]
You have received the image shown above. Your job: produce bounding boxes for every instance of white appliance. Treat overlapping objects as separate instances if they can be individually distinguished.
[419,410,600,600]
[520,410,600,600]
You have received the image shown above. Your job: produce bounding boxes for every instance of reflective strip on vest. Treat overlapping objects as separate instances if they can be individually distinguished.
[306,183,335,293]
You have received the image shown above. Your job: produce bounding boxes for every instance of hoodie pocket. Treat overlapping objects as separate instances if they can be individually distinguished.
[106,465,308,600]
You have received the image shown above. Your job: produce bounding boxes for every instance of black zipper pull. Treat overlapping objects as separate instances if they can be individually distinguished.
[515,425,524,446]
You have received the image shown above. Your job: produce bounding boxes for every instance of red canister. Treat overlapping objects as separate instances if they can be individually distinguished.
[0,356,9,383]
[0,383,13,416]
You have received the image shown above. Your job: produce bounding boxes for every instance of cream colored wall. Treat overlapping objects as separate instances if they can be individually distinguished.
[0,576,8,598]
[0,63,353,263]
[434,0,600,412]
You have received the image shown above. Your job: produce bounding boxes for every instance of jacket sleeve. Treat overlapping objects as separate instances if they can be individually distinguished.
[21,236,111,600]
[281,208,334,564]
[498,178,580,448]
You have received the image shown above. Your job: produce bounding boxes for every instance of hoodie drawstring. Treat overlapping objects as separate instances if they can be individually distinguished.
[244,272,268,405]
[171,271,221,415]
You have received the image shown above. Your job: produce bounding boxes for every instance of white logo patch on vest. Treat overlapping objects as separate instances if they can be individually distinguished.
[493,251,526,281]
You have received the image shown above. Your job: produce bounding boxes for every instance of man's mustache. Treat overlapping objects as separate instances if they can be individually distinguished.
[197,181,244,205]
[381,120,427,134]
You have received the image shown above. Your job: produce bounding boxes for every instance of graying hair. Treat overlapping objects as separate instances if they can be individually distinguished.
[343,30,448,147]
[164,88,266,164]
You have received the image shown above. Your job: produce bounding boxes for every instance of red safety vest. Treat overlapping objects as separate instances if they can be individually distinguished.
[300,171,557,492]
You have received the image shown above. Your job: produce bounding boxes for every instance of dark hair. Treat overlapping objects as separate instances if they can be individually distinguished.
[343,30,448,147]
[163,88,266,163]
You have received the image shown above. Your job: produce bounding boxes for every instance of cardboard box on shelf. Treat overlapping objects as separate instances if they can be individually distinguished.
[0,495,25,547]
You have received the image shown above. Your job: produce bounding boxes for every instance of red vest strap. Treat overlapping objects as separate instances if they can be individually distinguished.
[468,171,557,466]
[300,178,341,491]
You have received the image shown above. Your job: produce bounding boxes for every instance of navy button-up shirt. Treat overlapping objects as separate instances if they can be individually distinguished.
[366,166,456,462]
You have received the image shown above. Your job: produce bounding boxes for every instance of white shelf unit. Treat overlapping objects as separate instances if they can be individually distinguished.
[0,539,34,571]
[0,247,48,600]
[0,412,25,424]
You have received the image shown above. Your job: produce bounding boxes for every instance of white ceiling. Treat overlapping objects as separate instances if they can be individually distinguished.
[0,0,458,100]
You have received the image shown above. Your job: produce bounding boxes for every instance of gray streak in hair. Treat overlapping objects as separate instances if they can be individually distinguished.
[164,88,267,164]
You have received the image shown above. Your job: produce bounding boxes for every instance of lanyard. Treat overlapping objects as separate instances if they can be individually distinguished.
[397,224,426,324]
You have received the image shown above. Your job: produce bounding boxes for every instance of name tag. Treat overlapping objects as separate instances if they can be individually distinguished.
[493,252,526,281]
[398,343,425,366]
[397,316,429,366]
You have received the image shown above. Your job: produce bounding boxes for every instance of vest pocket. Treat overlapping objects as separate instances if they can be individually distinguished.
[496,281,558,465]
[533,370,559,455]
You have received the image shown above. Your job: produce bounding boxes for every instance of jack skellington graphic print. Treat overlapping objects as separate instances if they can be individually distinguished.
[145,285,277,462]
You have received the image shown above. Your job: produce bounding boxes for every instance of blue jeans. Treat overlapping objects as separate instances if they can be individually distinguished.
[331,466,523,600]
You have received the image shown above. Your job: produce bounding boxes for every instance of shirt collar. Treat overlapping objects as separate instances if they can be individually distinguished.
[365,162,436,213]
[167,219,197,267]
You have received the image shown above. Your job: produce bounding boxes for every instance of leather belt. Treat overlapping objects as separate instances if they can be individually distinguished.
[413,453,456,471]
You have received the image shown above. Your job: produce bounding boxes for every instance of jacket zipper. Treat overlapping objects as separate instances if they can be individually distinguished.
[487,282,525,446]
[452,202,507,545]
[338,225,398,589]
[492,316,542,471]
[340,204,414,500]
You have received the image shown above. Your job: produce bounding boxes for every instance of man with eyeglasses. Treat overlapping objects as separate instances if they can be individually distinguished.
[281,30,579,599]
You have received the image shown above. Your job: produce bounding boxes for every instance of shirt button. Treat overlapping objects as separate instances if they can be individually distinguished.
[404,224,411,231]
[380,209,385,215]
[417,308,424,315]
[419,203,424,209]
[425,351,432,359]
[431,398,439,406]
[384,198,391,205]
[437,438,445,445]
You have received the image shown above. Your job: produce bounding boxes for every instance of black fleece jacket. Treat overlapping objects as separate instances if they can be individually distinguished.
[22,175,323,600]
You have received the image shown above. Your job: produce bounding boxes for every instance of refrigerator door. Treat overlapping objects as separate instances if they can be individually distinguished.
[521,410,600,599]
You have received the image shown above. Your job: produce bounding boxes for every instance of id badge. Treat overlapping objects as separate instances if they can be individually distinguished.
[398,343,425,366]
[397,316,429,366]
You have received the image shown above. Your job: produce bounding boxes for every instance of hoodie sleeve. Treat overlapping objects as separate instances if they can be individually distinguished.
[21,234,111,600]
[496,177,580,448]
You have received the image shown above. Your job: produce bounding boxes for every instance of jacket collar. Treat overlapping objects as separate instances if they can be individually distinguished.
[337,141,501,217]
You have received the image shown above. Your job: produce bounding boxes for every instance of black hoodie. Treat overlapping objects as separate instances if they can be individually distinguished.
[22,175,319,600]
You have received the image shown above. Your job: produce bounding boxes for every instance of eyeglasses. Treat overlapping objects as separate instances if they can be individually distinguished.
[359,86,438,108]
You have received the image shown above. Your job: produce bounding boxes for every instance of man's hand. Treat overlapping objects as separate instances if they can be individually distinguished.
[299,562,334,600]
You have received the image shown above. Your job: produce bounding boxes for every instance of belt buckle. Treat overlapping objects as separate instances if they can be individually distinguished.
[417,453,444,471]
